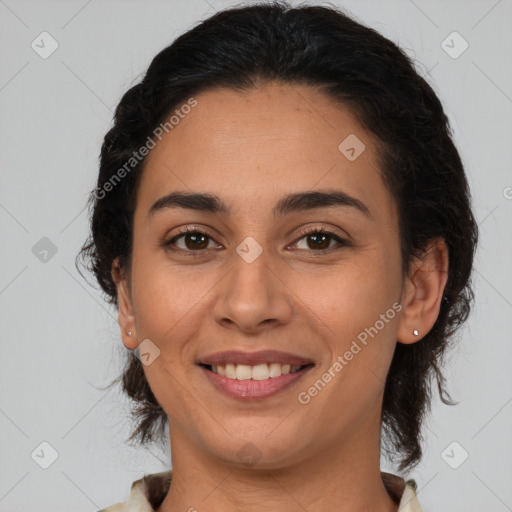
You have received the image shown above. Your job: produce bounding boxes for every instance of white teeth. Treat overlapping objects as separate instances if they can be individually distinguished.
[235,364,252,380]
[225,364,236,379]
[269,363,282,378]
[209,362,305,380]
[252,364,270,381]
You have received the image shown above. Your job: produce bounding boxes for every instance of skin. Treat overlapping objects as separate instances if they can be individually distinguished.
[112,82,448,512]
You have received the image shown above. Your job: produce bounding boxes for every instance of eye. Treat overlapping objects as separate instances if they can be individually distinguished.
[163,226,221,256]
[292,226,349,255]
[162,225,349,257]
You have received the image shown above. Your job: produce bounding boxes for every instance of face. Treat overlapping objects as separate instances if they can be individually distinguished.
[116,82,409,468]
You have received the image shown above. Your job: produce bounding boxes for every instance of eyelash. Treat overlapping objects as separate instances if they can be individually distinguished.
[163,225,349,257]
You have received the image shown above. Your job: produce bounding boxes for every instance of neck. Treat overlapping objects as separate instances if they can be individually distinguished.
[156,412,399,512]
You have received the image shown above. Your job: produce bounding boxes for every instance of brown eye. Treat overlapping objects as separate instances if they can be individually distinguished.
[163,226,349,257]
[293,227,349,254]
[176,232,210,250]
[302,232,332,250]
[163,227,219,256]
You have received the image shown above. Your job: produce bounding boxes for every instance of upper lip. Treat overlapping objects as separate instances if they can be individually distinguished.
[198,349,314,367]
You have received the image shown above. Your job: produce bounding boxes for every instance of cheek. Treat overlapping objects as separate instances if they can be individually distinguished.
[300,260,400,422]
[131,242,201,320]
[294,249,399,328]
[296,252,401,398]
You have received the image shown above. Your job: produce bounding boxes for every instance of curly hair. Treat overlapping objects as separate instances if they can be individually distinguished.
[77,0,478,472]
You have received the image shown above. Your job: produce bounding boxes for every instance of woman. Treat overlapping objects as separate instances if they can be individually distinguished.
[78,2,478,511]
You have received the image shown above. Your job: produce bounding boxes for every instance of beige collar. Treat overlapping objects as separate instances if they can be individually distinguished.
[100,469,423,512]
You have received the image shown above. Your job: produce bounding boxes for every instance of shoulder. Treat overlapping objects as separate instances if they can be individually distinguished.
[399,479,423,512]
[97,470,173,512]
[381,471,423,511]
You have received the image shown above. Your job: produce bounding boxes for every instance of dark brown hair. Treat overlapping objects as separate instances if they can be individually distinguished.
[77,0,478,472]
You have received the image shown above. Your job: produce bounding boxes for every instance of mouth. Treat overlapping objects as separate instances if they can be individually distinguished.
[199,362,314,380]
[196,350,315,400]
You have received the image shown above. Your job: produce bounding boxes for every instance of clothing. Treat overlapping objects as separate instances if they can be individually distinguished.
[97,469,423,511]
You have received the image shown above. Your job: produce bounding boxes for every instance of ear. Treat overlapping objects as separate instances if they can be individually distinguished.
[111,258,138,350]
[397,237,449,344]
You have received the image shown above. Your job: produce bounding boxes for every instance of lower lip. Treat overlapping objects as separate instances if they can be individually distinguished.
[199,365,312,400]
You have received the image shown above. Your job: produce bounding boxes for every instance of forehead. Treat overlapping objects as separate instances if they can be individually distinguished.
[135,82,395,225]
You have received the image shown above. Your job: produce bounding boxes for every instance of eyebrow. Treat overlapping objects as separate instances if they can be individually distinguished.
[148,189,372,219]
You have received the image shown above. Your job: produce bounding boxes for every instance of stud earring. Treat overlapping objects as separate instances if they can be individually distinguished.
[413,329,419,336]
[127,331,132,336]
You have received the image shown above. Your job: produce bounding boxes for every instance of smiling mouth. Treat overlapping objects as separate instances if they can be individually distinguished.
[199,362,314,381]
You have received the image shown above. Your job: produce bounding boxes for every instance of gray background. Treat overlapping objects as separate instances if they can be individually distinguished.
[1,0,511,511]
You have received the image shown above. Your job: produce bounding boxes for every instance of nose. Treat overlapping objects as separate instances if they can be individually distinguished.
[211,247,293,334]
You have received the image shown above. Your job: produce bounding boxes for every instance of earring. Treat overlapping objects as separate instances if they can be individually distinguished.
[413,329,419,336]
[127,331,132,336]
